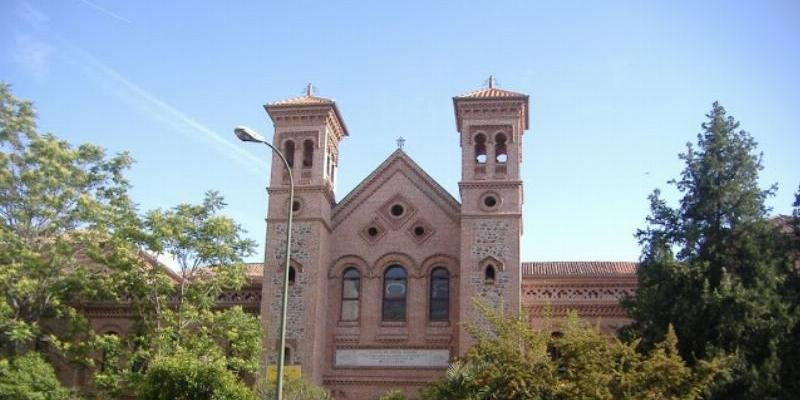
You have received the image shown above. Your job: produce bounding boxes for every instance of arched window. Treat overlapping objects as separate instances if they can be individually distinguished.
[474,134,487,164]
[302,139,314,168]
[341,267,360,321]
[495,133,507,163]
[382,265,407,321]
[288,266,296,285]
[429,267,450,321]
[100,331,118,372]
[284,140,295,168]
[485,264,496,284]
[284,346,292,364]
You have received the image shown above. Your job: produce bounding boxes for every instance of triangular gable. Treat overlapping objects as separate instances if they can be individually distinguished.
[332,149,460,228]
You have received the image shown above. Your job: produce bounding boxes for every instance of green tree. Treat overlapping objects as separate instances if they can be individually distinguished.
[137,351,254,400]
[254,377,332,400]
[96,193,260,397]
[378,389,408,400]
[777,186,800,398]
[421,301,725,400]
[0,81,142,389]
[0,352,75,400]
[622,102,796,398]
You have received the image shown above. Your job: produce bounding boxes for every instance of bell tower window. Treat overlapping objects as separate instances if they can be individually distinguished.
[495,133,507,163]
[302,139,314,168]
[284,140,295,168]
[474,133,487,164]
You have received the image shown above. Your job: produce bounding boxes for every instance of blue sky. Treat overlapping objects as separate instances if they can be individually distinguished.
[1,0,798,262]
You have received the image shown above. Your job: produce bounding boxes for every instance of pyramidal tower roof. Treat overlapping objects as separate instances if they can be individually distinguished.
[454,75,528,100]
[453,76,530,131]
[264,83,348,136]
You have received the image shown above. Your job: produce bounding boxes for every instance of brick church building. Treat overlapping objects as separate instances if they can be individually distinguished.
[253,79,638,399]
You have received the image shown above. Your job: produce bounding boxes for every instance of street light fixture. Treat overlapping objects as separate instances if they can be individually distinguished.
[234,125,294,400]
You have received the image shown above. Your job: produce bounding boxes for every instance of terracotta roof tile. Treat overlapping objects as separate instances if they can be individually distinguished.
[268,94,335,106]
[522,261,638,277]
[455,86,528,100]
[244,262,264,278]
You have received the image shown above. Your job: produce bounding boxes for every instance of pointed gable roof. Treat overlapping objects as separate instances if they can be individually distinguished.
[332,149,461,228]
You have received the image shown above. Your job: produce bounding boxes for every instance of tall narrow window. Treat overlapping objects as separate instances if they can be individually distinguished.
[284,140,295,167]
[474,134,487,163]
[288,266,296,285]
[382,265,407,321]
[485,264,496,284]
[341,267,360,321]
[429,267,450,321]
[284,347,292,364]
[302,139,314,168]
[495,133,507,163]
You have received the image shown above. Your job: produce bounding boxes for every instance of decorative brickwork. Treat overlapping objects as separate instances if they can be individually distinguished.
[471,219,511,260]
[273,222,313,263]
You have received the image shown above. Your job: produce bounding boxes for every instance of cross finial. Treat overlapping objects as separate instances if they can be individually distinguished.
[396,136,406,150]
[306,83,314,96]
[488,75,495,88]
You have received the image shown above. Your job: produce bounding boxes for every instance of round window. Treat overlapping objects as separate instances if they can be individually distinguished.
[480,192,502,210]
[390,204,405,217]
[368,227,379,237]
[414,226,425,236]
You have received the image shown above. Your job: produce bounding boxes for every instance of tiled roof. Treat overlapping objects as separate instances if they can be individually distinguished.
[244,262,264,278]
[455,86,528,100]
[268,94,335,106]
[522,261,638,277]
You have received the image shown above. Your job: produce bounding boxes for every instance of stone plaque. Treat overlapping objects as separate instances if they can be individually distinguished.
[335,348,450,368]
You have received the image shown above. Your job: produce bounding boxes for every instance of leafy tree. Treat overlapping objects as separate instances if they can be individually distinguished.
[137,351,254,400]
[622,102,796,398]
[378,389,408,400]
[254,376,332,400]
[777,186,800,398]
[0,352,74,400]
[0,81,143,394]
[96,193,259,396]
[420,301,726,400]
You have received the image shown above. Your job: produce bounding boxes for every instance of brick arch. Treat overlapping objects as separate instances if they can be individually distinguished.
[96,323,124,336]
[328,254,369,279]
[478,255,505,272]
[373,252,417,279]
[418,253,459,279]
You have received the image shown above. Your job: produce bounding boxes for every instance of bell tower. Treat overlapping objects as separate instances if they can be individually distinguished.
[453,77,529,354]
[261,84,347,384]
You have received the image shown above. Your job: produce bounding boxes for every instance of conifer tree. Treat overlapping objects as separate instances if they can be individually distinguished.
[623,102,796,398]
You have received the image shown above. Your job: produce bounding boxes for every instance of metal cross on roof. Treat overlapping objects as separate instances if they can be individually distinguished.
[396,136,406,150]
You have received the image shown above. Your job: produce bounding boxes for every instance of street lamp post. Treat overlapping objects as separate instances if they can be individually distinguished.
[234,126,293,400]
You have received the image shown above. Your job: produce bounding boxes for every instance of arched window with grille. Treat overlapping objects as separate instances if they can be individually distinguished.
[382,265,407,321]
[341,267,360,321]
[429,267,449,321]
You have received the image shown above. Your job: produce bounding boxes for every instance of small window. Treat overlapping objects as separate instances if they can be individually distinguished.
[292,200,301,213]
[485,264,496,284]
[302,139,314,168]
[288,266,296,285]
[284,347,292,364]
[341,267,360,321]
[390,204,405,217]
[382,265,407,321]
[474,134,487,164]
[495,133,507,163]
[429,267,450,321]
[284,140,295,168]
